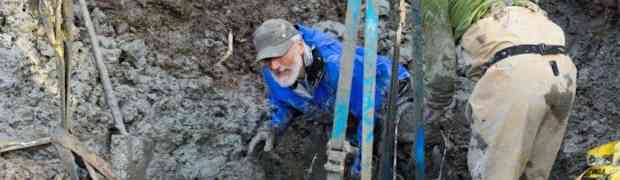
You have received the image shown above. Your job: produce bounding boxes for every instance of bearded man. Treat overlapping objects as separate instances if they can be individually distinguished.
[247,19,412,177]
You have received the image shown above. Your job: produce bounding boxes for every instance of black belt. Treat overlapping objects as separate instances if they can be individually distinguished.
[481,44,566,73]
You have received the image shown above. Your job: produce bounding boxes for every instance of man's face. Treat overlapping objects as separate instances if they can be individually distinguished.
[263,41,304,87]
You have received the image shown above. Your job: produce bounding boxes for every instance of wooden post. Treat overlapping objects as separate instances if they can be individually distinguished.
[62,0,75,132]
[77,0,128,135]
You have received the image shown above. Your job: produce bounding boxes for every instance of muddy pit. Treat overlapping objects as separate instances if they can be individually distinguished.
[0,0,618,180]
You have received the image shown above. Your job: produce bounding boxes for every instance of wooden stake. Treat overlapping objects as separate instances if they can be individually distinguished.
[62,0,75,132]
[77,0,128,135]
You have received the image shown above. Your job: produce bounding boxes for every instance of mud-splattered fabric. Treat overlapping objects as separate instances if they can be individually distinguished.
[461,4,577,180]
[420,0,532,112]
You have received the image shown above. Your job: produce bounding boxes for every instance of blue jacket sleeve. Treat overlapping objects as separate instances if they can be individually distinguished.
[267,92,293,135]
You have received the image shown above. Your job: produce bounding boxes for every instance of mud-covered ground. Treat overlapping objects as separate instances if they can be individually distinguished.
[0,0,618,179]
[542,0,620,179]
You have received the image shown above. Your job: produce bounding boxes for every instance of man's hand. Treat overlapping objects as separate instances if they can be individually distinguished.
[247,128,275,155]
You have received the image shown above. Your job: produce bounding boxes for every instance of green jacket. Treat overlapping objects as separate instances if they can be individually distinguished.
[424,0,531,40]
[419,0,531,110]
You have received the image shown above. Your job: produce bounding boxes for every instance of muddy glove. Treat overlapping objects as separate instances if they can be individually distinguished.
[247,123,275,155]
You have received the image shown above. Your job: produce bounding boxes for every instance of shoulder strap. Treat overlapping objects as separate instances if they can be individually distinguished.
[305,48,325,88]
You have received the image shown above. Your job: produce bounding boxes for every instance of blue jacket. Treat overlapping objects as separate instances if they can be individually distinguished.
[263,24,410,134]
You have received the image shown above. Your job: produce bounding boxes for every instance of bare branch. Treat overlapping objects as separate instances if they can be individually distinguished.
[0,137,52,153]
[215,31,234,66]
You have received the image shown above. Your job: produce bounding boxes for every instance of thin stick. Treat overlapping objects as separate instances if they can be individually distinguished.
[39,1,80,179]
[78,0,128,135]
[437,130,448,180]
[43,0,67,131]
[215,31,233,66]
[379,0,405,178]
[0,137,52,153]
[0,137,78,180]
[392,1,407,178]
[62,0,75,132]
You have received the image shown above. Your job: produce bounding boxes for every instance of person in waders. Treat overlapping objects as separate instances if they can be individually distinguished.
[420,0,577,179]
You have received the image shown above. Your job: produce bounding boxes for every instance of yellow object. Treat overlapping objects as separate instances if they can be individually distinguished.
[577,165,620,180]
[587,141,620,166]
[577,141,620,180]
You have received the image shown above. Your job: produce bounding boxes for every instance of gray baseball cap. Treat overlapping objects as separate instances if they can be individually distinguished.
[253,19,299,62]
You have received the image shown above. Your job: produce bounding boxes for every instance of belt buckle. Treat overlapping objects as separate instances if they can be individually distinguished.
[537,43,546,54]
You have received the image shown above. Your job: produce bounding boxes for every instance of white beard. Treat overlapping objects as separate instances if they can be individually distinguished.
[271,53,303,87]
